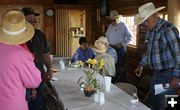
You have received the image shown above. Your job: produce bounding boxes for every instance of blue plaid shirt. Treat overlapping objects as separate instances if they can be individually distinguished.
[140,18,180,77]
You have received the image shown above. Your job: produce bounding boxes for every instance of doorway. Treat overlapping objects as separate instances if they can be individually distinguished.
[55,9,86,57]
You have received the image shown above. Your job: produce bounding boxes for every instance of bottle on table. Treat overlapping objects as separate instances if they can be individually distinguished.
[130,93,139,110]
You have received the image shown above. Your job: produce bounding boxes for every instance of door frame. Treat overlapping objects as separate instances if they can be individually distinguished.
[54,4,93,47]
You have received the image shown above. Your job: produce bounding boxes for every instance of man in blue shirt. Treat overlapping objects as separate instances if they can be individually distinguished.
[71,37,95,62]
[105,10,132,83]
[134,2,180,110]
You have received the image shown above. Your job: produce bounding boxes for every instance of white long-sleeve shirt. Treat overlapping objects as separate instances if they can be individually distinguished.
[105,22,132,47]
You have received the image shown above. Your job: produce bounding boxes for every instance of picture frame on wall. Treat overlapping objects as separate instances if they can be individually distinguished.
[100,0,108,17]
[96,9,100,22]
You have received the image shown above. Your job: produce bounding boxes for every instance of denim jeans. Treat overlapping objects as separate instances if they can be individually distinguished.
[111,46,127,83]
[151,69,176,110]
[26,82,47,110]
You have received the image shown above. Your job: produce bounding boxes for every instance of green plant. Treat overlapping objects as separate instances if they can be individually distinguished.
[78,59,104,93]
[83,69,97,91]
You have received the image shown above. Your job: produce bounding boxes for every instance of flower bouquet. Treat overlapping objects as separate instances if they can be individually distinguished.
[78,58,104,97]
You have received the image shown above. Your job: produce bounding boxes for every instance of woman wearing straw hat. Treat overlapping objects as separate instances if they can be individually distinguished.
[93,40,116,77]
[0,10,41,110]
[97,36,118,64]
[134,2,180,110]
[105,10,132,83]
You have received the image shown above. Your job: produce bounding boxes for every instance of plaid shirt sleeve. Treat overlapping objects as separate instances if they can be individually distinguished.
[139,32,149,68]
[165,26,180,77]
[139,51,148,67]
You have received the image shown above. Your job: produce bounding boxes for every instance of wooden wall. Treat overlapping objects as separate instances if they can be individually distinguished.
[0,0,52,4]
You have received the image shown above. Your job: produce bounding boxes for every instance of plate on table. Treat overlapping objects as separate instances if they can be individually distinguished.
[71,64,80,68]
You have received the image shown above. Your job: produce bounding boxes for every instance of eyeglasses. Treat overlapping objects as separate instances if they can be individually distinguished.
[26,18,37,23]
[111,20,116,22]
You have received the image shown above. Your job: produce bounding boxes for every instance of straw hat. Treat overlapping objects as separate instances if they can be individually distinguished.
[98,36,109,45]
[93,40,107,54]
[134,2,165,25]
[106,10,122,20]
[0,10,34,45]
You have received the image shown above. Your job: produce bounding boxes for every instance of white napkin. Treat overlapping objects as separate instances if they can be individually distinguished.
[154,84,168,95]
[51,77,59,81]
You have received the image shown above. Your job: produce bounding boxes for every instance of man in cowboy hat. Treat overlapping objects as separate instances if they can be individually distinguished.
[22,7,53,110]
[0,9,41,110]
[105,10,132,83]
[134,2,180,110]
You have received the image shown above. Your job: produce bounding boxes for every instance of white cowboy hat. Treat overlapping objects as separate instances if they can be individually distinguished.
[93,40,107,54]
[106,10,122,20]
[134,2,165,25]
[0,9,34,45]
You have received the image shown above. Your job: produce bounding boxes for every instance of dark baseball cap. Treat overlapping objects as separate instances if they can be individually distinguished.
[22,7,40,16]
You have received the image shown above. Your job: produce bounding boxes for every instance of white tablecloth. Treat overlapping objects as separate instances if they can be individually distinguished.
[51,58,151,110]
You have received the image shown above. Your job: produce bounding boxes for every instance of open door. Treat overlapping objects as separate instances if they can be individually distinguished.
[55,9,86,57]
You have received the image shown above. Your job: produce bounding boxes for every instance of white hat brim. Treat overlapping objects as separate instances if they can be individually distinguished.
[134,6,165,25]
[0,22,34,45]
[106,15,122,20]
[93,47,107,54]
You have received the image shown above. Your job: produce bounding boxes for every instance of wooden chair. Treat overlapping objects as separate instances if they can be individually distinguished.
[136,75,152,103]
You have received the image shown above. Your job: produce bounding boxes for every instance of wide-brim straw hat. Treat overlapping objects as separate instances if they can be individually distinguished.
[93,40,107,54]
[98,36,109,45]
[134,2,165,25]
[106,10,122,20]
[0,10,34,45]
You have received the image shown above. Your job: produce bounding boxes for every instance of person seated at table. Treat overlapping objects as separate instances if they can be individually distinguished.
[93,39,116,77]
[97,36,117,64]
[71,37,96,62]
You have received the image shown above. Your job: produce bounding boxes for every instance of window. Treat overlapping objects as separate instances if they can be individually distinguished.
[121,16,137,46]
[159,13,168,20]
[120,13,168,47]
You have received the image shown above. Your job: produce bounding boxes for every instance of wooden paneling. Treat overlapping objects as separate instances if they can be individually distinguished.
[0,0,52,4]
[54,4,92,43]
[55,9,70,57]
[44,5,55,54]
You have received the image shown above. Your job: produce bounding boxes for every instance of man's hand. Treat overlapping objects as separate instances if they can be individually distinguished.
[31,89,37,100]
[42,73,51,82]
[169,77,180,88]
[135,65,143,77]
[47,70,53,79]
[114,43,122,48]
